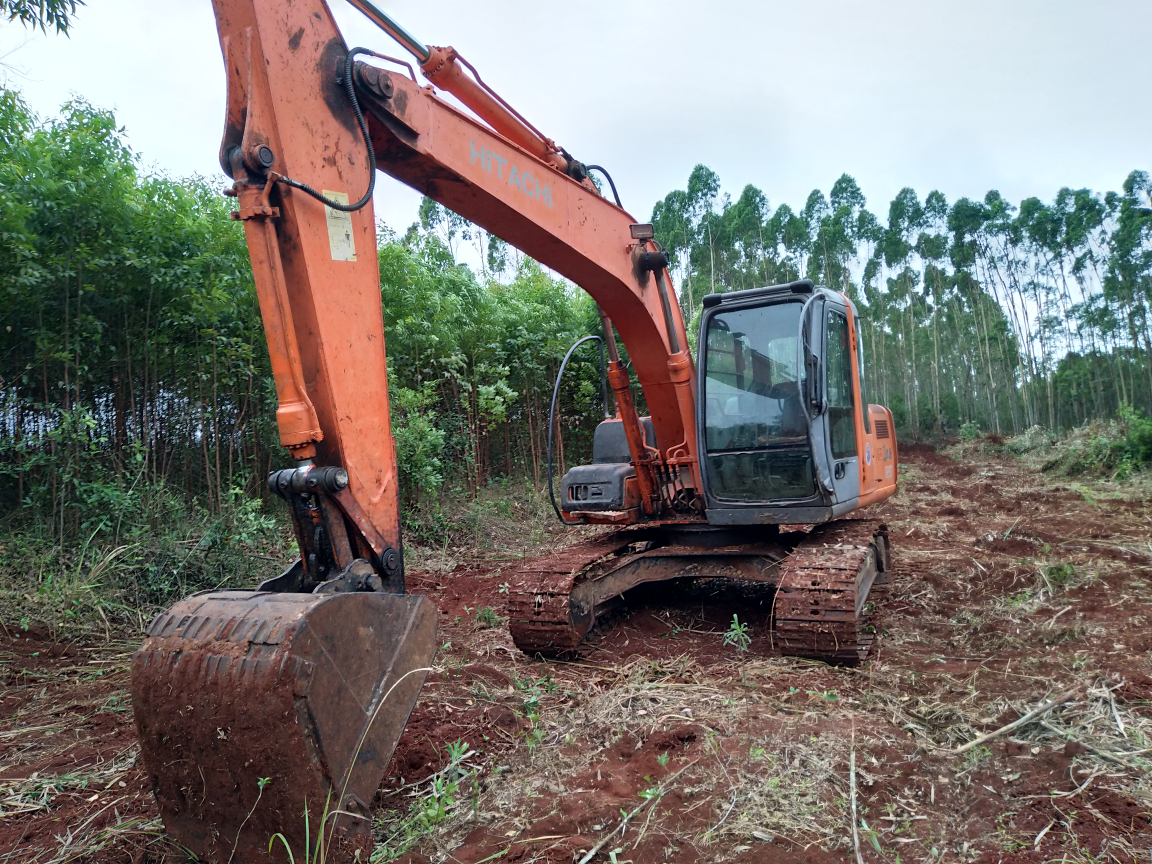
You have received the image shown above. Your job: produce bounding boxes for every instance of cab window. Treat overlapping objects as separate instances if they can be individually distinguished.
[702,301,815,501]
[826,309,857,460]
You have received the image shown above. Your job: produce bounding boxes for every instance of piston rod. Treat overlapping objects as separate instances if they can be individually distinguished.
[345,0,430,62]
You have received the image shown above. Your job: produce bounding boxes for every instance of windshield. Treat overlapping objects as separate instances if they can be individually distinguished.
[703,301,815,501]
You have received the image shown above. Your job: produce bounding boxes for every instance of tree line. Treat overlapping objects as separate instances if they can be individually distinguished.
[1,90,1149,545]
[653,165,1152,438]
[0,93,606,543]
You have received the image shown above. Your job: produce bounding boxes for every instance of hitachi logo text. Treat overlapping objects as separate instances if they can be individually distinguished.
[470,141,553,208]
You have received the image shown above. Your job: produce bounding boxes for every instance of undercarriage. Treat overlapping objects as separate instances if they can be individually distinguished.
[508,519,889,663]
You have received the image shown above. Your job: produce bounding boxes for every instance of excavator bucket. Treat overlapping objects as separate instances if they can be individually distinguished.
[131,589,437,863]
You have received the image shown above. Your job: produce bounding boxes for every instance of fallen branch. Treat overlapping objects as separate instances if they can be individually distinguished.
[951,687,1080,755]
[850,732,864,864]
[576,760,697,864]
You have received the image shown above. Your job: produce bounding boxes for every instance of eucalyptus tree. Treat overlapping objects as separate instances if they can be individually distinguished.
[1,0,82,32]
[1103,171,1152,395]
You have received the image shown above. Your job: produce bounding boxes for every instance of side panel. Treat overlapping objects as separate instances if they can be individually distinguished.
[858,405,898,506]
[844,295,898,508]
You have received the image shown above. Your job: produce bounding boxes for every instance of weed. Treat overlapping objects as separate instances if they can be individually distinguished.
[268,792,334,864]
[960,744,992,774]
[372,740,476,862]
[475,606,501,629]
[228,777,270,864]
[859,817,883,854]
[1043,562,1075,588]
[722,614,751,651]
[99,693,129,713]
[657,752,669,768]
[4,773,91,815]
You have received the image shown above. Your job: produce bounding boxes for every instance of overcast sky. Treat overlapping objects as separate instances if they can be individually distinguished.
[3,0,1149,235]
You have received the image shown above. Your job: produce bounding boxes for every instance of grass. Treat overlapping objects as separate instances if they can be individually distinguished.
[0,487,295,639]
[372,740,478,862]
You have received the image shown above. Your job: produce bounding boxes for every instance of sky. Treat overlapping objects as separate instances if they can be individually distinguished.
[3,0,1150,237]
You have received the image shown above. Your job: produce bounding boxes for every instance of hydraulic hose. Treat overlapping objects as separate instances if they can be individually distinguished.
[585,165,622,208]
[546,335,607,522]
[272,47,377,213]
[344,0,431,62]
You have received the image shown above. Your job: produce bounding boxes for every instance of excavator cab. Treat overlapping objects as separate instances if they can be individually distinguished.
[696,278,893,523]
[561,279,897,525]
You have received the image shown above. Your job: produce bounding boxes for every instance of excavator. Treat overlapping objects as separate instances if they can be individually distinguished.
[130,0,899,860]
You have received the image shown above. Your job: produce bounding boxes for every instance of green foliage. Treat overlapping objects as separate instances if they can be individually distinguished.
[1118,402,1152,464]
[0,92,276,545]
[959,421,981,441]
[390,383,445,507]
[378,219,605,501]
[372,739,476,862]
[1,0,82,33]
[1043,562,1075,588]
[1039,404,1152,478]
[1006,425,1056,454]
[653,165,1152,442]
[474,606,500,628]
[0,93,609,586]
[722,614,751,651]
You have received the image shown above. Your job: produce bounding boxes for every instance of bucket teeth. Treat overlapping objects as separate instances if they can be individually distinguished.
[132,590,437,864]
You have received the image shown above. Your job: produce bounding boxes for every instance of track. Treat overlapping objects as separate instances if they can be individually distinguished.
[773,519,890,662]
[507,519,889,663]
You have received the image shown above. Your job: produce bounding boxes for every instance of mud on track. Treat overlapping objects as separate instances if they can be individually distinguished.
[2,445,1150,863]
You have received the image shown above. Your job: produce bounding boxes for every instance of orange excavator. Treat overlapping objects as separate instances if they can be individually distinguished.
[131,1,899,860]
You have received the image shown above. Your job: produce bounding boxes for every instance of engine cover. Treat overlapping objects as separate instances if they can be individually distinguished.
[561,462,635,511]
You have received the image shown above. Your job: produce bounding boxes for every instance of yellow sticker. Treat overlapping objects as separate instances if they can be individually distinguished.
[323,191,356,262]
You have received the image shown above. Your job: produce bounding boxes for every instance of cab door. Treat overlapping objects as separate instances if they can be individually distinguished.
[822,302,861,506]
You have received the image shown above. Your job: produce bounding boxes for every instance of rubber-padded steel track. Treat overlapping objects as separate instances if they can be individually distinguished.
[507,533,641,653]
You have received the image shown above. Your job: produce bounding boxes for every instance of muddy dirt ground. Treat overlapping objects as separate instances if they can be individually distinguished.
[2,445,1150,863]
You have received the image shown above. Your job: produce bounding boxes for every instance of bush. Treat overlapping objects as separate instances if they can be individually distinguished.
[1039,404,1152,479]
[0,479,293,635]
[1007,425,1056,454]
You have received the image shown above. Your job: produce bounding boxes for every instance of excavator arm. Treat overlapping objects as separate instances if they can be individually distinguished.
[216,0,701,558]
